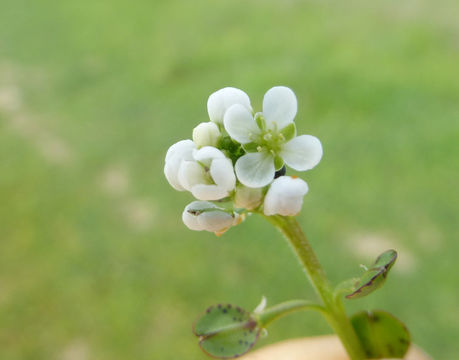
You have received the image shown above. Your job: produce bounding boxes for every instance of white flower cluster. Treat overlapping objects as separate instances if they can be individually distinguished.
[164,86,323,234]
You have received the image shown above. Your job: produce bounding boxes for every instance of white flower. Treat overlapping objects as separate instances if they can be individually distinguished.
[223,86,323,188]
[192,122,220,148]
[164,140,196,191]
[263,176,309,216]
[182,201,240,233]
[178,146,236,200]
[207,87,252,124]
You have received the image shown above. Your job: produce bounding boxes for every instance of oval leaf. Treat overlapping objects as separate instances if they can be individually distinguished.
[351,310,411,359]
[346,249,397,299]
[374,249,397,269]
[193,304,260,359]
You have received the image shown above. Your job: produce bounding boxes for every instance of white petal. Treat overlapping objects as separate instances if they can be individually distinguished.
[165,139,195,163]
[263,176,309,216]
[223,104,260,144]
[262,86,297,130]
[182,211,203,231]
[164,157,185,191]
[207,87,252,124]
[198,210,236,232]
[193,146,225,166]
[164,140,196,191]
[210,158,236,191]
[182,201,216,231]
[177,161,207,191]
[191,184,229,201]
[235,152,275,188]
[280,135,323,171]
[192,122,220,148]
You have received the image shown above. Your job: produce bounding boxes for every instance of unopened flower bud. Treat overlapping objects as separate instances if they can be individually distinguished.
[182,201,239,234]
[234,184,263,210]
[164,140,196,191]
[263,176,308,216]
[192,122,220,148]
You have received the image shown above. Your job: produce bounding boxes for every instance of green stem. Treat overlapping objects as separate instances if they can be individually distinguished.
[257,299,326,327]
[264,215,366,360]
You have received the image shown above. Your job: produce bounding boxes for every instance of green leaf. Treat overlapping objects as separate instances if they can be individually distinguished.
[345,249,397,299]
[351,310,410,359]
[374,249,397,268]
[279,123,296,142]
[333,277,360,300]
[193,299,325,358]
[193,304,260,359]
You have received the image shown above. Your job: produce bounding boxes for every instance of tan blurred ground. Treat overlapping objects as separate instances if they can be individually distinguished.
[241,335,430,360]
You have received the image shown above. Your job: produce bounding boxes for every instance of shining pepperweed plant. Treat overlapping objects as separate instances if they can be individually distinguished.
[164,86,411,359]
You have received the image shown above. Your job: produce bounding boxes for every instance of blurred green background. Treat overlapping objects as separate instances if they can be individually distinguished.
[1,0,458,359]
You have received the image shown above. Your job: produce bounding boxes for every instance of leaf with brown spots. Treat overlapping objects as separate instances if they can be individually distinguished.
[345,249,397,299]
[193,304,260,359]
[351,310,410,358]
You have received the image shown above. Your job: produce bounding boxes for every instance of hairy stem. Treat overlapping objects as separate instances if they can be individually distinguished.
[257,299,326,327]
[264,215,366,360]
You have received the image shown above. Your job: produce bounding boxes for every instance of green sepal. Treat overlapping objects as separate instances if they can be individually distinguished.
[187,205,231,216]
[345,249,397,299]
[255,113,266,130]
[242,142,259,153]
[280,123,296,142]
[193,304,260,359]
[351,310,410,358]
[274,155,284,170]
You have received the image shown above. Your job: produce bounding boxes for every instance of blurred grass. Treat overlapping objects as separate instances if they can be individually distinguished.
[0,0,458,359]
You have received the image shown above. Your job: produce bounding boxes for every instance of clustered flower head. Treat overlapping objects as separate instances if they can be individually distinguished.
[164,86,323,235]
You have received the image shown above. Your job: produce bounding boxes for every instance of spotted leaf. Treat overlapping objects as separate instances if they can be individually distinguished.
[346,249,397,299]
